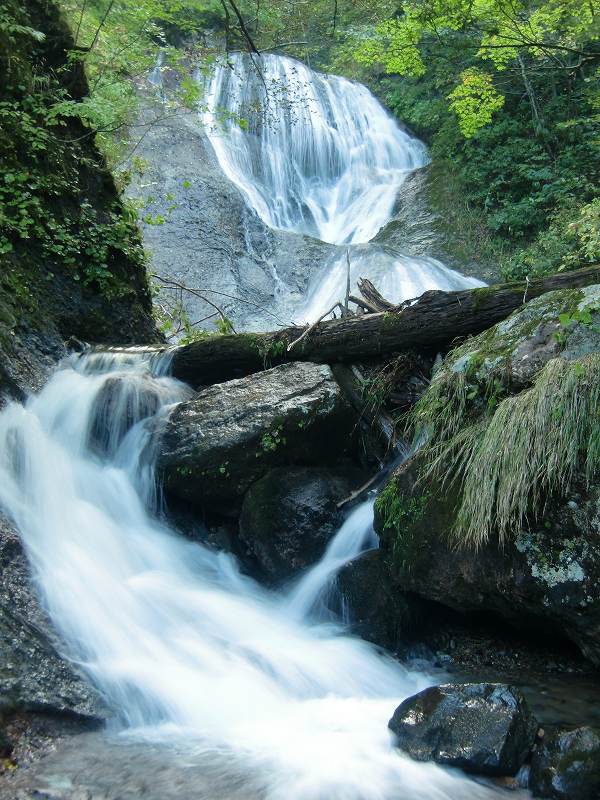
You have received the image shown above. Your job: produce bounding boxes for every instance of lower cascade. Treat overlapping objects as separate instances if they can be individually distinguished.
[0,349,519,799]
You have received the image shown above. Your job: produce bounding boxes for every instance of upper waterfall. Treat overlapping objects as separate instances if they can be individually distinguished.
[203,53,428,245]
[202,53,484,324]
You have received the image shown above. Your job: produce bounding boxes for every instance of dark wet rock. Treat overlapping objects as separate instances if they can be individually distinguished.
[165,502,238,555]
[87,376,161,456]
[336,549,422,650]
[158,362,355,515]
[238,466,363,582]
[389,682,538,777]
[0,727,12,758]
[1,711,97,781]
[0,514,107,720]
[529,725,600,800]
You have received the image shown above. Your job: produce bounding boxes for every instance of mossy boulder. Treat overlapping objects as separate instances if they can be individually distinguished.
[374,285,600,663]
[376,456,600,664]
[157,362,356,515]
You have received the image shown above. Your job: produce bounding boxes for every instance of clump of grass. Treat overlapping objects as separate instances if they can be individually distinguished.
[418,354,600,549]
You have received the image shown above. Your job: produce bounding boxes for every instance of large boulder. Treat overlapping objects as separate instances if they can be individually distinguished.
[238,466,363,583]
[529,725,600,800]
[157,362,355,514]
[374,285,600,664]
[376,461,600,664]
[0,514,106,720]
[389,683,538,777]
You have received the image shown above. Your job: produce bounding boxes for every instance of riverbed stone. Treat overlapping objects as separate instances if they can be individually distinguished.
[529,725,600,800]
[238,466,363,583]
[157,362,355,514]
[389,683,538,776]
[0,514,107,720]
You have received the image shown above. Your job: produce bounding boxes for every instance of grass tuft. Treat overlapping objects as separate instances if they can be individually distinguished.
[414,354,600,549]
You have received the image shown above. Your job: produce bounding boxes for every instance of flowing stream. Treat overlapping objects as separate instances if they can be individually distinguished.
[0,351,520,799]
[203,53,484,322]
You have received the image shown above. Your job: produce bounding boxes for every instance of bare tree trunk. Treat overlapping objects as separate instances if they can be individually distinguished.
[518,53,543,131]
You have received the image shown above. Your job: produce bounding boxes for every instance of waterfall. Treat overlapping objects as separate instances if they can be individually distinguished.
[0,352,515,799]
[286,500,377,621]
[203,52,427,245]
[203,53,485,322]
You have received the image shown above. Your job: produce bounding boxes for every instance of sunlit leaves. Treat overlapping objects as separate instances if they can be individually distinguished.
[448,68,505,136]
[352,0,598,136]
[355,18,426,76]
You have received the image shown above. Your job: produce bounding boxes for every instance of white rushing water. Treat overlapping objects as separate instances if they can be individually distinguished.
[0,351,516,799]
[203,52,485,322]
[204,52,427,245]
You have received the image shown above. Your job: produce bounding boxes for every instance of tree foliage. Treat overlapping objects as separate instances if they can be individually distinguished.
[354,0,599,136]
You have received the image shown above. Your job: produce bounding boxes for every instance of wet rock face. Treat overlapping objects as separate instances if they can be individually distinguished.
[529,725,600,800]
[238,466,363,583]
[0,514,107,720]
[389,683,538,777]
[158,362,355,515]
[126,101,334,332]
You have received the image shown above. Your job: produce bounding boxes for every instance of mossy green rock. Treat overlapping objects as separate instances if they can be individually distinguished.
[0,0,157,406]
[376,284,600,663]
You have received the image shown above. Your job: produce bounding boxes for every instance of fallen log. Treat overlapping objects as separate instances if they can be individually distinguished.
[171,265,600,387]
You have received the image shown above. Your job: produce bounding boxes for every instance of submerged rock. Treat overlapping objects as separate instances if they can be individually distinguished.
[158,362,355,514]
[389,683,538,776]
[239,466,363,583]
[0,514,106,720]
[529,725,600,799]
